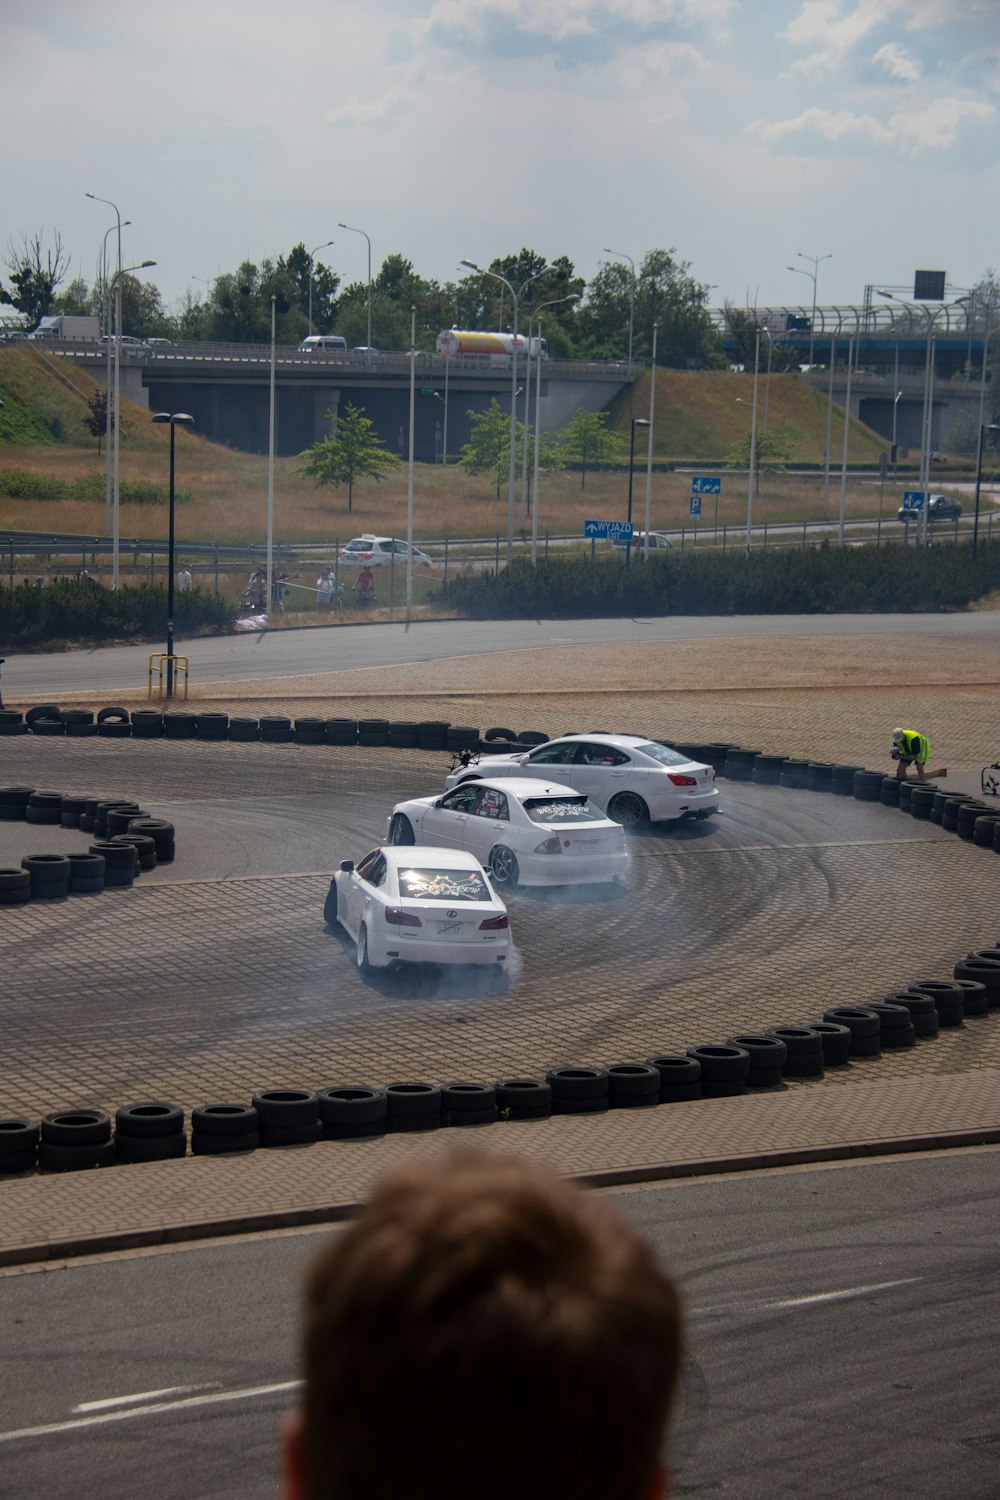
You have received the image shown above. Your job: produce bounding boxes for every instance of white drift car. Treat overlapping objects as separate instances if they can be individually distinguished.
[388,778,629,889]
[324,846,511,971]
[444,734,719,829]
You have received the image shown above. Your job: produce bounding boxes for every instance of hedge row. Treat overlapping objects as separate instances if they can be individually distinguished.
[0,578,233,645]
[0,469,188,505]
[431,540,1000,618]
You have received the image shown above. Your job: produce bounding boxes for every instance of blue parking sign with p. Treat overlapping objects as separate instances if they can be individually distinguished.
[689,494,701,516]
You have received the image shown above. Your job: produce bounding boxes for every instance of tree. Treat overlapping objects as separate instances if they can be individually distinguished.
[580,249,720,368]
[82,390,107,452]
[280,243,340,333]
[725,425,792,475]
[557,408,622,488]
[298,403,399,512]
[1,231,68,328]
[459,398,563,496]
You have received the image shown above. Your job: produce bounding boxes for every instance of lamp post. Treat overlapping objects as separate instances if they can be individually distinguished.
[87,195,126,543]
[461,260,546,563]
[150,412,195,698]
[786,251,831,367]
[625,418,650,567]
[111,260,156,588]
[643,322,658,557]
[878,290,966,547]
[603,248,636,372]
[338,222,372,351]
[520,293,579,524]
[746,326,761,549]
[267,296,276,612]
[891,388,903,487]
[307,239,334,336]
[973,423,1000,559]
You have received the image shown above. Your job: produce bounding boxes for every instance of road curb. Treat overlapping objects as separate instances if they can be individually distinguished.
[2,1127,999,1268]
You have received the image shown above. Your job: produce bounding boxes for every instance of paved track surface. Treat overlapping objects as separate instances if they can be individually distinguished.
[3,735,1000,1121]
[1,1150,996,1500]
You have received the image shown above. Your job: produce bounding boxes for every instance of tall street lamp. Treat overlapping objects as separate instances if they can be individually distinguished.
[307,239,334,336]
[746,325,761,550]
[150,412,195,698]
[625,418,650,567]
[461,260,546,563]
[87,194,126,544]
[603,248,636,372]
[878,289,966,548]
[338,222,372,351]
[111,260,157,588]
[643,322,658,556]
[787,251,831,367]
[973,423,1000,559]
[521,292,579,524]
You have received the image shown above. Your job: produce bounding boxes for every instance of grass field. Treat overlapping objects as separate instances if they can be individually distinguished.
[0,346,967,549]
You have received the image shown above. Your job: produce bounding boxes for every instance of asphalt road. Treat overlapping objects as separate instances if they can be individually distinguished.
[1,1149,996,1500]
[7,611,1000,696]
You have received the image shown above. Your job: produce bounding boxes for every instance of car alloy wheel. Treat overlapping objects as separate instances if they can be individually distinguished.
[356,922,370,972]
[608,791,648,829]
[489,846,519,888]
[389,814,415,845]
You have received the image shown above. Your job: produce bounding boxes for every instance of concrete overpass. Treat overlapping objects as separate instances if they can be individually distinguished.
[37,342,631,459]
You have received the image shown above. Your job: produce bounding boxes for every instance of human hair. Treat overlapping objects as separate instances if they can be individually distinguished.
[297,1153,683,1500]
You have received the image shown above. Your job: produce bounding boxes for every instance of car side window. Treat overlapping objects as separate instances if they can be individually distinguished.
[441,785,479,814]
[575,742,630,767]
[526,742,576,765]
[472,786,509,821]
[357,851,386,887]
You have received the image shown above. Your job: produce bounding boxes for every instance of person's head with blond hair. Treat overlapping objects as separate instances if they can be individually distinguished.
[283,1153,684,1500]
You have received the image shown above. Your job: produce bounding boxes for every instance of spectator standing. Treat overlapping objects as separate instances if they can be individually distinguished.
[177,564,192,592]
[281,1153,683,1500]
[248,567,268,612]
[316,567,335,609]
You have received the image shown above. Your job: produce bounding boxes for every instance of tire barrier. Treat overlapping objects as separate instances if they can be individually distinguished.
[5,936,1000,1175]
[0,710,31,737]
[724,749,760,782]
[751,754,785,785]
[358,719,390,748]
[879,776,901,807]
[831,764,863,796]
[0,788,176,907]
[853,770,884,802]
[779,759,810,790]
[546,1066,610,1115]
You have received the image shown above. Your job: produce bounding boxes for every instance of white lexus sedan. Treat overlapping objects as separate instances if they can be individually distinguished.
[444,733,718,830]
[324,846,511,972]
[387,778,629,889]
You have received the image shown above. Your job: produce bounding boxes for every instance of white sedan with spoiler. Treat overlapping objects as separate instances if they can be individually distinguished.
[387,778,629,889]
[324,846,511,971]
[444,734,719,830]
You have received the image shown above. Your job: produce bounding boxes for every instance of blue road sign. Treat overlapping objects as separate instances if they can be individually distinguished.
[584,519,634,539]
[689,495,702,517]
[902,491,925,510]
[691,476,721,495]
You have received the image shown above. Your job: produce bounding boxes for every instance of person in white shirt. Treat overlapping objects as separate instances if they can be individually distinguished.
[177,565,192,592]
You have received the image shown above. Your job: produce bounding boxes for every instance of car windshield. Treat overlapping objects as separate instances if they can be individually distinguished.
[633,741,694,766]
[398,867,490,901]
[522,796,604,824]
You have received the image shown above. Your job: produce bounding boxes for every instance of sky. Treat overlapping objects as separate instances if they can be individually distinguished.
[2,0,998,318]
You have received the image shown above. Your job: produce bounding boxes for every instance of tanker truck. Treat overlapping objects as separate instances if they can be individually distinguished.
[435,329,548,361]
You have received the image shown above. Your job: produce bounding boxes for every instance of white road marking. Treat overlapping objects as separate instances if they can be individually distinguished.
[0,1380,301,1445]
[73,1384,218,1413]
[691,1277,921,1318]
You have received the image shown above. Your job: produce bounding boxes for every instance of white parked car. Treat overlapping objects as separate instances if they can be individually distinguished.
[338,534,434,569]
[324,845,511,972]
[388,777,629,889]
[612,530,673,553]
[445,734,718,830]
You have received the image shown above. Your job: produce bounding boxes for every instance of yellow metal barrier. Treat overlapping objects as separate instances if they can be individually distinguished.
[147,653,189,699]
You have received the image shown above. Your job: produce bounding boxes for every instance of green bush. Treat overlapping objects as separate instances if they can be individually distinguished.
[431,540,1000,619]
[0,578,234,647]
[0,469,190,504]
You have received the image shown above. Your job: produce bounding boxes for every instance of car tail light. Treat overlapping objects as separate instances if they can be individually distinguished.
[667,773,698,787]
[479,914,509,930]
[533,836,562,854]
[385,907,422,927]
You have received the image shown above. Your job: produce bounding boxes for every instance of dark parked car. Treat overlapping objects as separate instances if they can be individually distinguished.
[897,493,962,523]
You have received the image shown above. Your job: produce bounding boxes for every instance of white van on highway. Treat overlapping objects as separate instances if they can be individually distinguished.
[299,335,347,354]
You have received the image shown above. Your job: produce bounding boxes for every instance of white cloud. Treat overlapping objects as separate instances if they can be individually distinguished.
[746,106,891,146]
[782,0,903,76]
[872,41,921,81]
[889,95,996,150]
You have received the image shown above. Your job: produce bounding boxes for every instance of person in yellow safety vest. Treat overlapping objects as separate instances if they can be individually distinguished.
[891,727,947,782]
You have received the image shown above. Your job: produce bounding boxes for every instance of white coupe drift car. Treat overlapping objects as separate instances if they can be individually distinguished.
[444,733,718,829]
[324,845,511,971]
[387,778,629,889]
